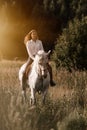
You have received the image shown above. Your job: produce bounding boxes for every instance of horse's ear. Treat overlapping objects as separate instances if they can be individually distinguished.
[47,50,51,56]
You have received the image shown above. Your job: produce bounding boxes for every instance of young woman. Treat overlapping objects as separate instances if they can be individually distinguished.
[24,29,56,86]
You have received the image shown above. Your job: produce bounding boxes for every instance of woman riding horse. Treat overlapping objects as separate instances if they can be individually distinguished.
[23,29,56,86]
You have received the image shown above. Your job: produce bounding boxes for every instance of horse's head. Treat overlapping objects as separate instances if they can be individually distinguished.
[34,50,51,78]
[37,50,50,64]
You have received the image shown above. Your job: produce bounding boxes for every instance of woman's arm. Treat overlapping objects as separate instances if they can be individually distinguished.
[40,40,44,50]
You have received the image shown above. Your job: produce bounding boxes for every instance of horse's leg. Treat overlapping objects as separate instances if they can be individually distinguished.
[42,89,48,104]
[30,88,36,105]
[22,89,27,103]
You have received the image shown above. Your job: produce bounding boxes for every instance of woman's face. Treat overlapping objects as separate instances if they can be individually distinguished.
[31,31,38,41]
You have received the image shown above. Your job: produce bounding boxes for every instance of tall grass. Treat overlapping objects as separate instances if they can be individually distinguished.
[0,60,87,130]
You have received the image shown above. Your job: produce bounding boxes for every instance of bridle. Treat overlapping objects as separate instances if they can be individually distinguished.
[36,62,48,78]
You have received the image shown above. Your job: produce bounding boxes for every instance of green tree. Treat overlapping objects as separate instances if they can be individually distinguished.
[52,17,87,70]
[43,0,87,27]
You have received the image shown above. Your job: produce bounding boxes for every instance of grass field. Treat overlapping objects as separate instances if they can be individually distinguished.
[0,60,87,130]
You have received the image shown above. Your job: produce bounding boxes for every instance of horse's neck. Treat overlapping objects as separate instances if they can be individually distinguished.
[31,61,39,73]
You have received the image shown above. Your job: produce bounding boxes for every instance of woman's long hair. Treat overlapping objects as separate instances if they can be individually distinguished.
[24,29,38,44]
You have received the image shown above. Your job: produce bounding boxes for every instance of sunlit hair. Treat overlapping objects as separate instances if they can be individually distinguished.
[24,29,38,44]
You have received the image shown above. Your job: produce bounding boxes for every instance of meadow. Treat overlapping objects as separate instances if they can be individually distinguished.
[0,60,87,130]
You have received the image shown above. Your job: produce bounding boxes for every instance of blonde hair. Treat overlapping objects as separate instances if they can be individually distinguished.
[24,29,38,44]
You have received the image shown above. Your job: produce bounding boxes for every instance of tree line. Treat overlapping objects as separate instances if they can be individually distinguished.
[0,0,87,69]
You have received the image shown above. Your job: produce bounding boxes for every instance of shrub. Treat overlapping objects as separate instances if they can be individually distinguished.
[67,117,87,130]
[58,110,87,130]
[52,16,87,70]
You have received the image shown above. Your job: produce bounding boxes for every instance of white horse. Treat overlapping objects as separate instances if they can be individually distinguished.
[19,50,50,105]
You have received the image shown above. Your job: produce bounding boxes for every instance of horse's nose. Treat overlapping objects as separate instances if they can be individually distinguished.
[43,74,47,78]
[42,72,47,78]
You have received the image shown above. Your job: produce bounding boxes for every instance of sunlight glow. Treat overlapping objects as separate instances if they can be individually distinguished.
[0,4,19,58]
